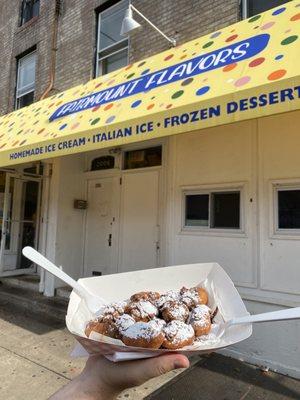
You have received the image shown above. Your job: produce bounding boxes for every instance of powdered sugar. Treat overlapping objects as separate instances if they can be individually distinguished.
[123,321,162,340]
[115,314,135,334]
[156,290,180,308]
[163,320,194,343]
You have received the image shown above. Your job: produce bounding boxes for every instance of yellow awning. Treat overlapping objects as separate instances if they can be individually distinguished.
[1,1,300,166]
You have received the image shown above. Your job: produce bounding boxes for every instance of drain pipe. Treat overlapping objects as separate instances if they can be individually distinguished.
[40,0,61,100]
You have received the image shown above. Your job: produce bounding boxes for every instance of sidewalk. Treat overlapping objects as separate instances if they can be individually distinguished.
[147,353,300,400]
[0,285,299,400]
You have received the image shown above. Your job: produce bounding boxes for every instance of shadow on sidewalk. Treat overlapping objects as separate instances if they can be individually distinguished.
[147,353,300,400]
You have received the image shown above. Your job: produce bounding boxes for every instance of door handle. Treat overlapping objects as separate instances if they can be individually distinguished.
[108,233,112,247]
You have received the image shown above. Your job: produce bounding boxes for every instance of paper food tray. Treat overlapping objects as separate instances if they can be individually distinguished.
[66,262,252,361]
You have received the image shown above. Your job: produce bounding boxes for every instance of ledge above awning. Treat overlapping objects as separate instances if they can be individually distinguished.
[1,1,300,167]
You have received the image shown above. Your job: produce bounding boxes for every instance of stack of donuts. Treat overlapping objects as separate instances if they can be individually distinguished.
[85,286,214,350]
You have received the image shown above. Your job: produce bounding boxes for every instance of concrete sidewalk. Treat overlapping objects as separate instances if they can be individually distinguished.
[1,284,299,400]
[147,353,300,400]
[0,285,191,399]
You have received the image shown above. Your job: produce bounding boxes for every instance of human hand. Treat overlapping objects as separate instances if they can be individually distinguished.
[50,353,190,400]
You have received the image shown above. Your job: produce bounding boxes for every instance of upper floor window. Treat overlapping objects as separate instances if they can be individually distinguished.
[20,0,40,25]
[241,0,291,18]
[16,51,36,109]
[96,0,129,77]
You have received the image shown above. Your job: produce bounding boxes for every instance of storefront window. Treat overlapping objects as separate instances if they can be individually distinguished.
[123,146,162,170]
[278,189,300,229]
[242,0,291,18]
[184,190,241,230]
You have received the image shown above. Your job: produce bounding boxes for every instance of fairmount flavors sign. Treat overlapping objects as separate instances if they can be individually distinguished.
[50,34,270,121]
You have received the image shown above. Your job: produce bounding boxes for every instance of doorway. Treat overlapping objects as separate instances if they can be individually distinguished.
[0,172,41,276]
[83,147,163,276]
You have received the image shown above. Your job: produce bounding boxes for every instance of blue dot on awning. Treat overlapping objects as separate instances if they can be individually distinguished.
[275,54,284,60]
[272,7,286,16]
[131,100,142,108]
[59,123,67,130]
[196,86,210,96]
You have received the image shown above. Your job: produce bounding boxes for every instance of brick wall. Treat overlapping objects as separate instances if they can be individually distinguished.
[0,0,239,117]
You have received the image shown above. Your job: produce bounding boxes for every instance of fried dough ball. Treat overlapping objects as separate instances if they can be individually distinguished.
[121,321,165,349]
[161,301,189,322]
[180,287,208,309]
[189,305,212,337]
[125,300,158,322]
[162,320,195,349]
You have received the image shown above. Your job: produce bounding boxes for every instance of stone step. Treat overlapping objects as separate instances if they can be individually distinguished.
[0,274,40,292]
[0,282,67,323]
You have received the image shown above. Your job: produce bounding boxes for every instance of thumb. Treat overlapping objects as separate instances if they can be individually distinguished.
[121,354,190,387]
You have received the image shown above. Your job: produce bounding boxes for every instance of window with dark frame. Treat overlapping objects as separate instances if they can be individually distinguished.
[123,147,162,170]
[242,0,291,18]
[16,51,36,110]
[278,189,300,230]
[184,190,241,230]
[20,0,40,26]
[96,0,129,76]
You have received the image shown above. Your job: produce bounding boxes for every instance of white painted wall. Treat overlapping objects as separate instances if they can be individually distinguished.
[168,111,300,377]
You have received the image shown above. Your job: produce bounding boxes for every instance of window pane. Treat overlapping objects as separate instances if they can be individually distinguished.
[185,194,209,227]
[247,0,291,16]
[100,48,128,75]
[16,91,34,109]
[212,192,240,229]
[99,1,128,50]
[21,0,40,25]
[124,147,162,170]
[278,190,300,229]
[17,52,36,97]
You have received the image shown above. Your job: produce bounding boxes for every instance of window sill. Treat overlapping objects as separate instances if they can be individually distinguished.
[16,16,39,34]
[179,228,247,238]
[238,287,300,308]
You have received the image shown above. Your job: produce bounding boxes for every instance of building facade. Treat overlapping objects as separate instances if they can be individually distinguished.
[0,0,299,379]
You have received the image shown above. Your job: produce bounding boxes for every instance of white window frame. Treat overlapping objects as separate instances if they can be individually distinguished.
[181,184,245,235]
[241,0,248,19]
[96,0,129,77]
[272,181,300,238]
[15,51,36,109]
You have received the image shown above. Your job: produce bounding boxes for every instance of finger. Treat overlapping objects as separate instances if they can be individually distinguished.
[116,354,190,388]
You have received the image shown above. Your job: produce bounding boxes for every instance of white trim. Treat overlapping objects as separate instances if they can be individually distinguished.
[269,180,300,238]
[241,0,248,19]
[181,183,245,235]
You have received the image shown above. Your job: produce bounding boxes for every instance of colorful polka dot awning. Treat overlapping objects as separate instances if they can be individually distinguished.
[1,1,300,166]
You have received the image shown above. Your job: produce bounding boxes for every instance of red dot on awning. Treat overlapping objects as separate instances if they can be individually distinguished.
[164,54,174,61]
[249,57,265,67]
[226,34,238,42]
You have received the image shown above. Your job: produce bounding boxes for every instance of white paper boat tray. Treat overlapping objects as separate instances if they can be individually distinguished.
[66,262,252,361]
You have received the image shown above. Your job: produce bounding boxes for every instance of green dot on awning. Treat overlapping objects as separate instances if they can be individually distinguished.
[171,90,184,99]
[248,15,261,23]
[281,35,298,45]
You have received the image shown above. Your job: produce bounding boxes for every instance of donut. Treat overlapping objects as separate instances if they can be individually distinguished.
[100,301,127,320]
[121,321,165,349]
[115,314,135,335]
[162,320,195,349]
[161,301,189,322]
[156,290,181,309]
[189,305,211,337]
[85,319,118,339]
[130,291,160,304]
[125,300,158,322]
[149,317,167,330]
[180,287,208,309]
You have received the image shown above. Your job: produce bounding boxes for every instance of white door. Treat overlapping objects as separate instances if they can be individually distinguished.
[119,169,161,272]
[0,173,41,276]
[84,177,119,277]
